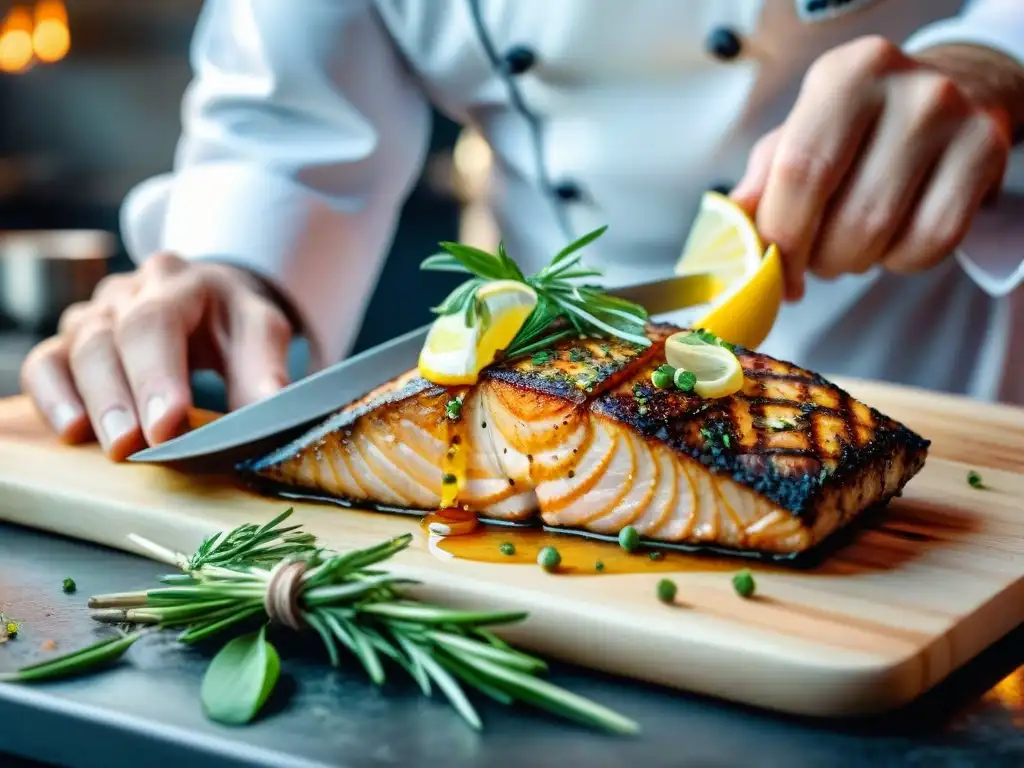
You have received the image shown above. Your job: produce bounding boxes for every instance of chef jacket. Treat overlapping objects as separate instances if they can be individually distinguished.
[119,0,1024,404]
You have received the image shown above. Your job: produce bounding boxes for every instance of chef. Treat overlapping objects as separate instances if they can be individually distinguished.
[19,0,1024,460]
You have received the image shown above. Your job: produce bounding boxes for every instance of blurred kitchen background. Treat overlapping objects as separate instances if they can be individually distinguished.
[0,0,495,398]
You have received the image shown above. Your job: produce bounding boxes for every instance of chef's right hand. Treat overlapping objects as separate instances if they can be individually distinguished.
[20,253,295,461]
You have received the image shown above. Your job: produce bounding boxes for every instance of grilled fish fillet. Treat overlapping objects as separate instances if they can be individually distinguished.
[239,323,929,556]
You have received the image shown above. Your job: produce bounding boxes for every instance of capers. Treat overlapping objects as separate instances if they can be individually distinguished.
[732,569,756,599]
[673,368,696,392]
[651,364,675,389]
[657,578,677,604]
[618,525,640,552]
[537,546,561,572]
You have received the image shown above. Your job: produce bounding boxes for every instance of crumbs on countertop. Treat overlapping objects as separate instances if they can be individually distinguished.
[0,613,20,643]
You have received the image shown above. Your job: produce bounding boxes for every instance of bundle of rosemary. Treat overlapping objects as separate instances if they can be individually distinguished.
[0,509,638,734]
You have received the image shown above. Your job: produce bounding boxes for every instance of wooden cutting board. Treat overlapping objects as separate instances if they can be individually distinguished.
[0,381,1021,719]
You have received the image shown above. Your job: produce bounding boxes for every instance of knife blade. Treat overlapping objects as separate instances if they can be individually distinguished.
[128,272,720,464]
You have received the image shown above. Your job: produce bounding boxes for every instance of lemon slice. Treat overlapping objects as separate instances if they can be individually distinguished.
[674,192,783,351]
[418,280,538,385]
[665,332,745,399]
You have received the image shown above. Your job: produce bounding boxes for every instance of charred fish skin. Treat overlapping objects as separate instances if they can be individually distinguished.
[482,334,660,403]
[591,325,930,522]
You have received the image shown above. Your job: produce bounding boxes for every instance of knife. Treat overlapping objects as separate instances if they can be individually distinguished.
[128,272,720,464]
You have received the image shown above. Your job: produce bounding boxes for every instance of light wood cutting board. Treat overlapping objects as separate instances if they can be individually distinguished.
[0,381,1021,719]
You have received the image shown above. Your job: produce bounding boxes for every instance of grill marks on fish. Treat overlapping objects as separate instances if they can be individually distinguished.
[241,325,929,556]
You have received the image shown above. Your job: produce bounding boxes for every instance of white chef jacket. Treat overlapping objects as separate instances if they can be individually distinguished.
[119,0,1024,404]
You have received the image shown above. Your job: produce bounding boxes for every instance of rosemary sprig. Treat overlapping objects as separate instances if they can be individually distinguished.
[422,226,650,359]
[186,507,320,570]
[0,510,638,736]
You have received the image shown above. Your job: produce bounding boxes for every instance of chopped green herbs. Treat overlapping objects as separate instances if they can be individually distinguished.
[700,422,734,453]
[62,578,76,594]
[648,551,663,561]
[618,526,640,552]
[569,346,592,362]
[656,579,677,604]
[574,371,598,390]
[499,542,516,556]
[531,349,555,365]
[442,473,458,485]
[537,546,562,572]
[632,384,650,416]
[688,328,736,351]
[445,396,463,421]
[673,369,696,392]
[732,569,756,599]
[967,470,986,490]
[595,561,605,572]
[757,415,801,432]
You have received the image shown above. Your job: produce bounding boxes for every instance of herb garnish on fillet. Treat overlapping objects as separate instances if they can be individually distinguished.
[421,226,650,359]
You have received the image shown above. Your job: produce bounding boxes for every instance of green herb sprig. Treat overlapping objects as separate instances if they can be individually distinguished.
[0,510,637,736]
[422,226,650,360]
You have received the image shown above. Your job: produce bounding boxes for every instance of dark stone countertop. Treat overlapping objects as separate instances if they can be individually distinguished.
[0,522,1021,768]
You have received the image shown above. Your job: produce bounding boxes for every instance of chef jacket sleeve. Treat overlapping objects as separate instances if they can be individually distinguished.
[119,0,433,365]
[902,0,1024,298]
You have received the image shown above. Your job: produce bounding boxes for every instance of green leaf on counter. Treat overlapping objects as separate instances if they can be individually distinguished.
[200,626,280,726]
[0,630,146,683]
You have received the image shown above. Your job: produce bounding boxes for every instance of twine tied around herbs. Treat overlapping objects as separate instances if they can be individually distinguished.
[264,559,309,630]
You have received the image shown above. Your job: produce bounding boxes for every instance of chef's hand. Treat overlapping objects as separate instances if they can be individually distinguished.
[20,254,295,460]
[731,36,1023,301]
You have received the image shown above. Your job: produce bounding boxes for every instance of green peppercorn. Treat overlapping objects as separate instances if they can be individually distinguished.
[673,368,696,392]
[732,569,756,599]
[651,364,675,389]
[537,546,561,572]
[618,525,640,552]
[657,578,677,604]
[62,577,76,594]
[499,542,515,556]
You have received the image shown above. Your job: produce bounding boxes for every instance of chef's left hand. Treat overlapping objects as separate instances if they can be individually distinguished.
[730,36,1022,301]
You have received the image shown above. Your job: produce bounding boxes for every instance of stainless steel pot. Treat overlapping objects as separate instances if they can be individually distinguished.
[0,230,114,332]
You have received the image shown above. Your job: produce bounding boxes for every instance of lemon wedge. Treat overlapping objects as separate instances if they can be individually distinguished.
[675,191,783,350]
[665,332,745,399]
[418,280,538,385]
[694,244,783,351]
[676,191,763,283]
